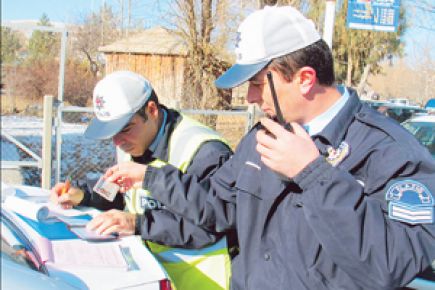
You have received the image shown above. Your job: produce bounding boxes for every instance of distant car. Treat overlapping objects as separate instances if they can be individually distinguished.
[425,99,435,112]
[364,100,427,123]
[402,114,435,158]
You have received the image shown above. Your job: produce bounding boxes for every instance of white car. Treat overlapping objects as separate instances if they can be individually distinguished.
[1,185,172,290]
[402,114,435,158]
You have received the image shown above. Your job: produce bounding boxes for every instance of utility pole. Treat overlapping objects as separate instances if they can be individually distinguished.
[127,0,131,37]
[323,0,336,49]
[120,0,124,37]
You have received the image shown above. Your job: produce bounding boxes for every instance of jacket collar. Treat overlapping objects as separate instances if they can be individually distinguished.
[313,87,362,150]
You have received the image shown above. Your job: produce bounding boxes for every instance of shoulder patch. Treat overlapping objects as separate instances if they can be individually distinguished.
[386,180,434,224]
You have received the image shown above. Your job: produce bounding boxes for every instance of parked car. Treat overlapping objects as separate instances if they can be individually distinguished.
[425,98,435,112]
[402,114,435,158]
[364,100,427,123]
[1,209,80,290]
[1,185,172,290]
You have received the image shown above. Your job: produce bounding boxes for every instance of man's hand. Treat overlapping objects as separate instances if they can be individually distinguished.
[86,209,136,236]
[256,118,319,178]
[104,161,148,193]
[50,183,84,209]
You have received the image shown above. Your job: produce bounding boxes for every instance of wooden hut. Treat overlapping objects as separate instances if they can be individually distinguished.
[99,27,188,108]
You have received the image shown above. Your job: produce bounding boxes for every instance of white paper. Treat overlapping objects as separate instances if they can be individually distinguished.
[3,196,86,222]
[46,236,168,289]
[50,239,127,269]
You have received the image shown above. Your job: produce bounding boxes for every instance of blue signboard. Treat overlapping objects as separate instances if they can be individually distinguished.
[347,0,400,32]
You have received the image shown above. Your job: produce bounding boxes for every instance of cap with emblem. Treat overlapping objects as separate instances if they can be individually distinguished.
[84,71,153,140]
[215,5,320,89]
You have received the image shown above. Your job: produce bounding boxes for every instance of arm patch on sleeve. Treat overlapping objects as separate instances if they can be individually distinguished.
[386,180,434,224]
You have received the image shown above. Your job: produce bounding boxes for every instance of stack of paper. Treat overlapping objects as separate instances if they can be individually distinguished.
[3,195,86,222]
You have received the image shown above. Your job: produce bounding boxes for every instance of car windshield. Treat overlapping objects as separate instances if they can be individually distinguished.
[403,121,435,157]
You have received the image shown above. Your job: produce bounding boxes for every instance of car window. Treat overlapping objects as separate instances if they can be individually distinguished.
[403,121,435,157]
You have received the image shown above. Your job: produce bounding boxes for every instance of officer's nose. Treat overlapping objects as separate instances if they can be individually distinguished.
[112,133,124,146]
[246,85,262,104]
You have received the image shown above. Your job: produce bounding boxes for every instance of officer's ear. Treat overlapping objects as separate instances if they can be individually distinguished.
[297,66,316,95]
[145,101,159,120]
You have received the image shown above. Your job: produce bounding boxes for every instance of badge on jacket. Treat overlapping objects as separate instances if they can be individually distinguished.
[386,180,434,224]
[325,141,350,167]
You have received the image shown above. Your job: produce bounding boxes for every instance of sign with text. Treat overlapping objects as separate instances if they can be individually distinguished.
[347,0,400,32]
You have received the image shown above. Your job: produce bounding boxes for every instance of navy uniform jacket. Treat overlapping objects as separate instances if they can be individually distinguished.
[78,107,233,248]
[144,91,435,289]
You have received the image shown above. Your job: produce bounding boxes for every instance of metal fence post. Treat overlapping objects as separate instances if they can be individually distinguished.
[42,95,54,189]
[246,105,256,132]
[55,29,68,184]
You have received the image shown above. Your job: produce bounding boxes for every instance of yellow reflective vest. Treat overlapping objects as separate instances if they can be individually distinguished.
[121,114,231,290]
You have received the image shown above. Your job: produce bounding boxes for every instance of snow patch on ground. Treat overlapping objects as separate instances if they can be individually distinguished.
[1,116,116,186]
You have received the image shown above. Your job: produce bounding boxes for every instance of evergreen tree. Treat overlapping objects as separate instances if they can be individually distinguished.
[1,27,23,64]
[333,0,406,89]
[27,13,60,62]
[253,0,406,90]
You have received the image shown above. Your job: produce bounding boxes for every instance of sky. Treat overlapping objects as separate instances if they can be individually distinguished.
[2,0,103,24]
[1,0,434,64]
[1,0,169,27]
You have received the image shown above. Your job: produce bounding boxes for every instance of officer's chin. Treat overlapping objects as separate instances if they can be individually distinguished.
[265,114,279,123]
[130,151,142,157]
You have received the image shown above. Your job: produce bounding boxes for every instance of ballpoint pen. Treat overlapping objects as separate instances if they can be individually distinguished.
[60,175,71,196]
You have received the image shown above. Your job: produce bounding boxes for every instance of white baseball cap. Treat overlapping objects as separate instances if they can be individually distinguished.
[84,71,153,140]
[215,5,321,89]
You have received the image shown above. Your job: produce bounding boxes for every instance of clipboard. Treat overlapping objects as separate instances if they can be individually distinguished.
[56,215,118,242]
[69,227,119,242]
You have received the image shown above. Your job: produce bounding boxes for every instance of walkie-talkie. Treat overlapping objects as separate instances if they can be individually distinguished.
[266,72,294,133]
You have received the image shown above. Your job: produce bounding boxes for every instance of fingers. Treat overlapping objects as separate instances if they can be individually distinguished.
[256,137,275,158]
[256,128,277,150]
[104,164,119,178]
[118,180,133,193]
[291,122,311,140]
[50,183,65,205]
[51,183,65,196]
[86,210,134,236]
[260,118,287,137]
[51,185,84,209]
[106,170,124,184]
[99,224,120,236]
[86,216,105,234]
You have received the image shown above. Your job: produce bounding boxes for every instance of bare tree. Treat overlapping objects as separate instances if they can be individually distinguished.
[170,0,239,111]
[73,4,120,76]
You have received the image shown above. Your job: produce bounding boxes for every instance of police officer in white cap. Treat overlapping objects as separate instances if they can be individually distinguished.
[101,6,435,290]
[51,70,234,290]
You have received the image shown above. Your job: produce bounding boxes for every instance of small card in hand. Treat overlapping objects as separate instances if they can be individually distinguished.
[93,175,120,202]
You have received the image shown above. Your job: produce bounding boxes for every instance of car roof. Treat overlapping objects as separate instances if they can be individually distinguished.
[425,98,435,109]
[405,114,435,123]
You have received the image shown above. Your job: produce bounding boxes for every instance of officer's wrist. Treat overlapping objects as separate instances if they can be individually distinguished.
[293,156,331,189]
[78,190,90,206]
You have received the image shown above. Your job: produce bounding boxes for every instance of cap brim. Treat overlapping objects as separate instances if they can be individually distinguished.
[215,60,269,89]
[84,113,135,140]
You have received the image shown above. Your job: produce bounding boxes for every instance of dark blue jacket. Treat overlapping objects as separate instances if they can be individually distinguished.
[144,91,435,289]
